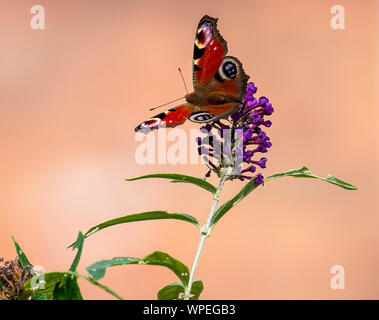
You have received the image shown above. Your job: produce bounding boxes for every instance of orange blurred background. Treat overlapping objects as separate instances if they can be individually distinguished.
[1,0,378,299]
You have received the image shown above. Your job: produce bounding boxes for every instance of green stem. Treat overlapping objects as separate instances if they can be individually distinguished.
[183,169,229,300]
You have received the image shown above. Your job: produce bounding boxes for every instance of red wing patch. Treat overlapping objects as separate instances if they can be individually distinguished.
[135,104,194,132]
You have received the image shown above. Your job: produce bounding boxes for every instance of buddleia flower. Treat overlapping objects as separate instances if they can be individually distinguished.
[196,81,274,184]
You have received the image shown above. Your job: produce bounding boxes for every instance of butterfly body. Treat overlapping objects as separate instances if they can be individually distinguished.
[135,15,249,132]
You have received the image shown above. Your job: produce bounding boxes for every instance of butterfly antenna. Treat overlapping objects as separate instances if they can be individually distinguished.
[148,68,188,111]
[178,67,188,95]
[149,96,185,111]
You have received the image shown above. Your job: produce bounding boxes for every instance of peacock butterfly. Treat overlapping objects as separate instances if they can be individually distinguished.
[135,15,250,132]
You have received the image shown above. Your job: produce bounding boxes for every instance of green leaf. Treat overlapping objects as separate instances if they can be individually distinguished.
[157,283,184,300]
[68,271,124,300]
[23,272,66,300]
[157,281,204,300]
[69,231,84,272]
[265,166,358,190]
[11,236,32,269]
[186,280,204,300]
[51,232,85,300]
[210,176,261,227]
[11,236,48,300]
[86,257,140,281]
[22,271,123,300]
[22,232,86,300]
[31,293,48,300]
[87,251,190,286]
[125,173,217,195]
[68,211,199,248]
[53,275,83,300]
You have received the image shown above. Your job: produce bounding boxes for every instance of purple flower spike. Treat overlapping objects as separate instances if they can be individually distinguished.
[196,81,274,182]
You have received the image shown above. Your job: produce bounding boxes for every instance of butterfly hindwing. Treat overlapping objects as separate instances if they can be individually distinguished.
[208,56,250,102]
[135,104,194,132]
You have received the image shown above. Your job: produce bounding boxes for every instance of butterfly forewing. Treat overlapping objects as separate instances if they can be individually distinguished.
[192,16,228,90]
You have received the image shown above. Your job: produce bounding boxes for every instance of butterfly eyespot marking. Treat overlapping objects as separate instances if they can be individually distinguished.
[189,112,215,123]
[223,61,237,78]
[215,57,240,82]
